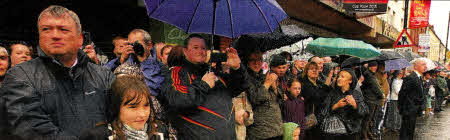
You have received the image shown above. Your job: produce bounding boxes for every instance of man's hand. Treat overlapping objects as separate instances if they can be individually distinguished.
[202,72,216,88]
[221,48,240,70]
[120,45,134,64]
[83,45,99,64]
[264,73,278,89]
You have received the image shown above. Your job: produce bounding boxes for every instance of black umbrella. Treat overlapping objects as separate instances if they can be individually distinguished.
[234,24,312,53]
[398,51,421,61]
[380,51,403,60]
[341,56,377,68]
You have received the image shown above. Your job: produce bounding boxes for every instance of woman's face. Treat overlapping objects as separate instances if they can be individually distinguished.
[397,70,405,79]
[289,81,301,97]
[10,44,32,67]
[337,71,352,88]
[119,91,151,130]
[307,66,318,79]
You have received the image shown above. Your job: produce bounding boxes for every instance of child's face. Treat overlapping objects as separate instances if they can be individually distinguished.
[293,127,300,140]
[119,91,151,130]
[289,82,301,97]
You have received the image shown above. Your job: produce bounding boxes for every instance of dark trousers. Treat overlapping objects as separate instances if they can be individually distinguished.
[362,102,378,140]
[399,115,417,140]
[435,96,444,110]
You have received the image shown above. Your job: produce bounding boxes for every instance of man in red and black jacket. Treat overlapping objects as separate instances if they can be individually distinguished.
[159,34,249,139]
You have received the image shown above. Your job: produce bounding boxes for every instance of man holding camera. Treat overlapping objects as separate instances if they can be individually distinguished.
[104,29,164,96]
[159,34,249,139]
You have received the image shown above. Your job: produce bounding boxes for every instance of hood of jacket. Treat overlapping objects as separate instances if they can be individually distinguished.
[282,122,299,140]
[335,68,358,91]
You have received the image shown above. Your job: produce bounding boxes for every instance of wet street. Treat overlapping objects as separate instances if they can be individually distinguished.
[380,105,450,140]
[414,105,450,140]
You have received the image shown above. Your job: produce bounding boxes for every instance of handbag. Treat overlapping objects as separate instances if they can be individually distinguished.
[320,115,347,135]
[304,105,317,130]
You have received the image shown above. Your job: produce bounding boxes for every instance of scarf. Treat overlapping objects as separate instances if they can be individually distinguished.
[108,123,149,140]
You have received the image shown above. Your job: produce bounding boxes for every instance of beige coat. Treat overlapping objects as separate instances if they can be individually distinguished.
[233,92,254,140]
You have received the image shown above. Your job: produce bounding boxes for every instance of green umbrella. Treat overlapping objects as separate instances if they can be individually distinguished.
[306,37,381,58]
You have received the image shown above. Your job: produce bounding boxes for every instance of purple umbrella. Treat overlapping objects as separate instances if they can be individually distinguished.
[144,0,288,39]
[384,58,410,72]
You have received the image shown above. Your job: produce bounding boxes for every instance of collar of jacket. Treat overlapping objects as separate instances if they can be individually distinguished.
[181,58,208,76]
[246,67,264,79]
[38,47,90,76]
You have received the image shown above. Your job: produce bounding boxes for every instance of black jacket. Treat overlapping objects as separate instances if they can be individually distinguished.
[360,68,384,105]
[0,49,115,139]
[398,72,425,116]
[300,76,331,116]
[320,69,368,134]
[159,59,249,139]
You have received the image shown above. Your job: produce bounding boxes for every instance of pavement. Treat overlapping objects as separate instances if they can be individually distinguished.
[414,105,450,140]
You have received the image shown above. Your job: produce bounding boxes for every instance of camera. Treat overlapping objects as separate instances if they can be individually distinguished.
[129,41,145,57]
[210,52,227,63]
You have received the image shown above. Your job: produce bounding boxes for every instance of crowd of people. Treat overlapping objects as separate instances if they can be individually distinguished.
[0,5,449,140]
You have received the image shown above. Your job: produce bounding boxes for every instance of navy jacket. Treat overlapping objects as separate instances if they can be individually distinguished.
[1,49,115,139]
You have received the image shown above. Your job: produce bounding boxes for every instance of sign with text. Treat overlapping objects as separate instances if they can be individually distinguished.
[409,0,431,28]
[343,0,388,13]
[418,34,430,52]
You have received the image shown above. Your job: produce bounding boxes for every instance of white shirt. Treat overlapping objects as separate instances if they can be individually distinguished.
[414,70,422,78]
[389,78,403,101]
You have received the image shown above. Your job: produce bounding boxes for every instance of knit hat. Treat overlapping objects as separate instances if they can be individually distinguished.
[270,54,287,67]
[113,63,144,81]
[283,122,299,140]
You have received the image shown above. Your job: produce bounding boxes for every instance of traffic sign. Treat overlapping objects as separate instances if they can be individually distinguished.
[393,29,415,48]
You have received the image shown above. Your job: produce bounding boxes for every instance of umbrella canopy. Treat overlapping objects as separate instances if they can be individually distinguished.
[340,56,377,68]
[384,58,410,72]
[233,25,312,52]
[305,38,381,59]
[433,61,447,70]
[399,51,421,61]
[145,0,288,38]
[377,51,403,61]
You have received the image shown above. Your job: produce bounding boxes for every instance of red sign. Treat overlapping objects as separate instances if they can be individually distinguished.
[343,0,388,13]
[409,0,431,28]
[394,29,415,48]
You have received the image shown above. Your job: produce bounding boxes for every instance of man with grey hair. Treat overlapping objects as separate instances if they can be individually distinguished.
[0,46,8,84]
[1,5,115,139]
[0,45,12,139]
[105,29,164,96]
[398,58,427,140]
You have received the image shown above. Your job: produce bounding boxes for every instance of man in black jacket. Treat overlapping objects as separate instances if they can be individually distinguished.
[360,61,384,140]
[0,5,115,139]
[159,34,249,139]
[398,58,427,140]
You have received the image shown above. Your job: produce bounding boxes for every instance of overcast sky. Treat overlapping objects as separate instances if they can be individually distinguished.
[429,1,450,48]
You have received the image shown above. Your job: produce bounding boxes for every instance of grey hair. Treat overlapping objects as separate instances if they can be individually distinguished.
[0,46,7,56]
[411,57,427,66]
[129,29,152,45]
[38,5,82,34]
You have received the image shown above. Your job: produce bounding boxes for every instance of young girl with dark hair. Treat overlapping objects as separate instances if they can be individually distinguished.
[81,76,161,140]
[283,79,305,140]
